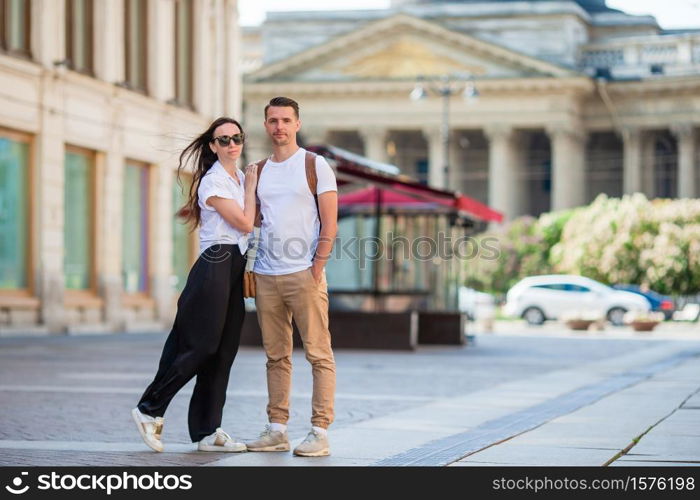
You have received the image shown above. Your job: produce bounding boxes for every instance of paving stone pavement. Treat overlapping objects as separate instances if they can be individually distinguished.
[0,330,698,466]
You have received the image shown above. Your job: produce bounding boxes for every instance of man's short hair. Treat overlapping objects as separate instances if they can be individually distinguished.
[264,96,299,119]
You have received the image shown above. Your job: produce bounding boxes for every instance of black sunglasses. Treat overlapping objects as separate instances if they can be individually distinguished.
[213,133,245,146]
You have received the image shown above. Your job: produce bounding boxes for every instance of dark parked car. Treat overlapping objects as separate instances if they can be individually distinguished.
[612,285,675,320]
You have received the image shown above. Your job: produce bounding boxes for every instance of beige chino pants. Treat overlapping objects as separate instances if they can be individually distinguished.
[254,268,336,428]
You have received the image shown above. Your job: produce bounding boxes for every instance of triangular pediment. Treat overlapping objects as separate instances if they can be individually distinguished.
[247,14,578,83]
[327,37,490,79]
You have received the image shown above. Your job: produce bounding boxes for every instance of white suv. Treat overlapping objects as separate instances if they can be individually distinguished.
[503,275,650,326]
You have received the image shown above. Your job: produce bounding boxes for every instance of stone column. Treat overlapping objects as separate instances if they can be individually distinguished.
[151,160,175,326]
[672,124,697,199]
[641,131,656,198]
[31,0,63,69]
[485,125,520,222]
[37,75,67,332]
[193,0,214,117]
[99,109,126,330]
[147,0,174,102]
[448,130,464,190]
[31,0,64,331]
[678,39,694,65]
[423,127,446,189]
[622,126,644,195]
[243,131,270,165]
[210,0,226,117]
[359,127,389,164]
[224,0,242,118]
[548,126,587,211]
[301,126,327,147]
[94,0,124,84]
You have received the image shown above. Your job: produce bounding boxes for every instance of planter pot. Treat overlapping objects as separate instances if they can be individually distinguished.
[565,319,595,331]
[631,320,660,332]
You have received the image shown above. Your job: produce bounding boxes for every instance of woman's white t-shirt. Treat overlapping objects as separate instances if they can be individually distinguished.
[254,148,337,275]
[197,161,250,255]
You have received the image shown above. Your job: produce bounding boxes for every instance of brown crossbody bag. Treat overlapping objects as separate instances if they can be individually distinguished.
[243,151,320,298]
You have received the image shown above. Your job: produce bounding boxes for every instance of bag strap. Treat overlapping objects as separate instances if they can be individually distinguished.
[253,158,267,228]
[305,151,319,222]
[245,158,268,273]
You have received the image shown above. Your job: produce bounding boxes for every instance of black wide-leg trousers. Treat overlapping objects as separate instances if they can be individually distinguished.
[137,244,246,442]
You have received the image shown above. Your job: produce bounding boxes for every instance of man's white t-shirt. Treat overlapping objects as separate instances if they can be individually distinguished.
[254,148,337,275]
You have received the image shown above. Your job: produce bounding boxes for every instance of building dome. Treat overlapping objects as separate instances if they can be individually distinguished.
[390,0,617,12]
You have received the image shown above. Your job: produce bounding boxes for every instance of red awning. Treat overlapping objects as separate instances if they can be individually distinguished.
[339,186,447,208]
[309,145,503,223]
[454,195,504,223]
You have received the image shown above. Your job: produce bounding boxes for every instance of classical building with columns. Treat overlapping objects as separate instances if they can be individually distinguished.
[242,0,700,221]
[0,0,242,334]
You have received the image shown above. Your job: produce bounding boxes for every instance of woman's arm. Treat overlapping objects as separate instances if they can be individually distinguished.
[206,164,257,233]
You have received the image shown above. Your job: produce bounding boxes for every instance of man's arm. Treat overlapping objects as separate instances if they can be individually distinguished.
[311,191,338,283]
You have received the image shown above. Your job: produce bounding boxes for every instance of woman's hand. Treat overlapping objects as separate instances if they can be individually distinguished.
[244,163,258,193]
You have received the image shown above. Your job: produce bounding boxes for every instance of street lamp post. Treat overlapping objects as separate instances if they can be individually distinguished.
[410,74,479,189]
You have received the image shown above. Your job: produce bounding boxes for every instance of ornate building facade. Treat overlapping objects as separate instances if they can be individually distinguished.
[242,0,700,220]
[0,0,242,335]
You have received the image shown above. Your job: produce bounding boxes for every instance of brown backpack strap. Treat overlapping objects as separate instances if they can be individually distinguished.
[305,152,320,224]
[254,158,267,228]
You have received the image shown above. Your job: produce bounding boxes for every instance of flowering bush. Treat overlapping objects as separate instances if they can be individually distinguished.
[464,216,556,294]
[466,195,700,295]
[552,195,700,295]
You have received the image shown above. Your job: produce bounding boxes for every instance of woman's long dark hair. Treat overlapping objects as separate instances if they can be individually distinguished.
[176,117,244,229]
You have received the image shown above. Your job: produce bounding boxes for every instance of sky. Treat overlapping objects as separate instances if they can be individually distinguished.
[238,0,700,29]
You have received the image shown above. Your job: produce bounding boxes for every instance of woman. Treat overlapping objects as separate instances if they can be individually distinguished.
[132,117,256,452]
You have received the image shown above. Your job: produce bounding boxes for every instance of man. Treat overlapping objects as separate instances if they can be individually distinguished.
[245,96,338,457]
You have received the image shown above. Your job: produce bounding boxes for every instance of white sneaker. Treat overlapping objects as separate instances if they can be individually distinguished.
[131,407,164,453]
[245,424,291,452]
[198,428,246,452]
[293,429,330,457]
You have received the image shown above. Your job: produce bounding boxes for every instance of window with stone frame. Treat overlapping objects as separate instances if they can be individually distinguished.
[0,130,30,291]
[124,0,147,91]
[122,161,151,295]
[174,0,193,107]
[64,147,95,291]
[65,0,94,74]
[0,0,31,57]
